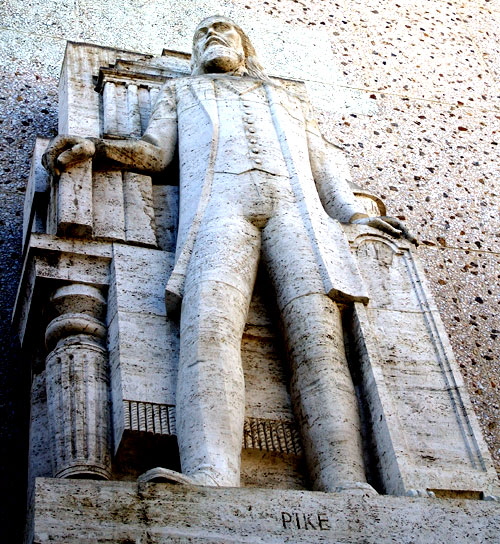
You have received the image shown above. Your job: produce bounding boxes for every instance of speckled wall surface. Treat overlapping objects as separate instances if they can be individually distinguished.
[239,0,500,478]
[1,0,498,540]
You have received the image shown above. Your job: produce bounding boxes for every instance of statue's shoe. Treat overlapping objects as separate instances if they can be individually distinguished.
[138,467,219,486]
[406,489,436,498]
[333,481,378,496]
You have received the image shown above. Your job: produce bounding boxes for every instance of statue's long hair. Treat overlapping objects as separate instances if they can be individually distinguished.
[190,16,269,81]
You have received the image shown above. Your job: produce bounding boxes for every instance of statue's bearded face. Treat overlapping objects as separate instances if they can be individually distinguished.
[193,18,245,74]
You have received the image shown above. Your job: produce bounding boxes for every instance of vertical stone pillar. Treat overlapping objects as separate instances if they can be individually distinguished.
[44,283,111,480]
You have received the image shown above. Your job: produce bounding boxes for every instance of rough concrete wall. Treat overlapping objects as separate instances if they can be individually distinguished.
[0,0,498,540]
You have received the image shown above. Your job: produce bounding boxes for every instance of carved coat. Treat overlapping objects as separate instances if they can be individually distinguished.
[143,75,369,310]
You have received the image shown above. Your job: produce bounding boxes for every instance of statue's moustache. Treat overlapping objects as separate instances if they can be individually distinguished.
[203,36,231,49]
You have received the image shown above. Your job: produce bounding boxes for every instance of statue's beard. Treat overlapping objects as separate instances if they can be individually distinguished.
[200,44,244,74]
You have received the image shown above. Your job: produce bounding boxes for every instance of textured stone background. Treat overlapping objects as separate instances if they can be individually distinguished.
[1,0,498,540]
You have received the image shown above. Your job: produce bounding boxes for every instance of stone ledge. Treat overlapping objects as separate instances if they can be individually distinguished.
[30,478,500,543]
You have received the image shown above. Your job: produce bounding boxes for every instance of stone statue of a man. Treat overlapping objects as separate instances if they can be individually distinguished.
[43,16,415,493]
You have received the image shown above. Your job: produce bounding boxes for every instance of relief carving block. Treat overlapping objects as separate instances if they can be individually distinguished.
[343,231,499,497]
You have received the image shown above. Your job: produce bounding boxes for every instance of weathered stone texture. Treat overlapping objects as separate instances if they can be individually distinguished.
[12,31,497,544]
[30,478,500,543]
[2,1,500,542]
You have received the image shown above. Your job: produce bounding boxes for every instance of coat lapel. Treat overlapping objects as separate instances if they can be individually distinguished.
[189,76,218,133]
[166,77,219,313]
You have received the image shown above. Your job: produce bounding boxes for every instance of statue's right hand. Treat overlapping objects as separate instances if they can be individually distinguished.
[42,135,96,176]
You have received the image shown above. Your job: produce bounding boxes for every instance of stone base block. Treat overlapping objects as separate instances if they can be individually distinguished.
[29,478,499,543]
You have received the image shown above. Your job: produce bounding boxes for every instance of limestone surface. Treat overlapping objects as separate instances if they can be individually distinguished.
[3,3,500,544]
[29,478,500,544]
[11,12,500,544]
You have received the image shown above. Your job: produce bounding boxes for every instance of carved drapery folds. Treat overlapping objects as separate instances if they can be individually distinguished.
[45,283,111,480]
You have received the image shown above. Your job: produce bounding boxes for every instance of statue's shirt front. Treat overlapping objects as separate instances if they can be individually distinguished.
[210,78,289,177]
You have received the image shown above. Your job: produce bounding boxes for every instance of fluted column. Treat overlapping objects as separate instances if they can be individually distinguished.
[45,283,111,480]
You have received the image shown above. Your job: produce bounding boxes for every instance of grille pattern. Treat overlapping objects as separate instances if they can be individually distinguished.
[124,401,302,456]
[243,417,302,456]
[124,400,176,436]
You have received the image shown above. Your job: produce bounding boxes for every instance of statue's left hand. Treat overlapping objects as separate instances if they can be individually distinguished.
[42,135,96,177]
[351,216,418,246]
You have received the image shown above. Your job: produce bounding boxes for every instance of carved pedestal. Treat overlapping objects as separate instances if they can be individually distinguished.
[29,479,500,543]
[44,284,111,479]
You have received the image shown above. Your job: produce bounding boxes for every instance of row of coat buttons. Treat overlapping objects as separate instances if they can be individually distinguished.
[243,103,262,165]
